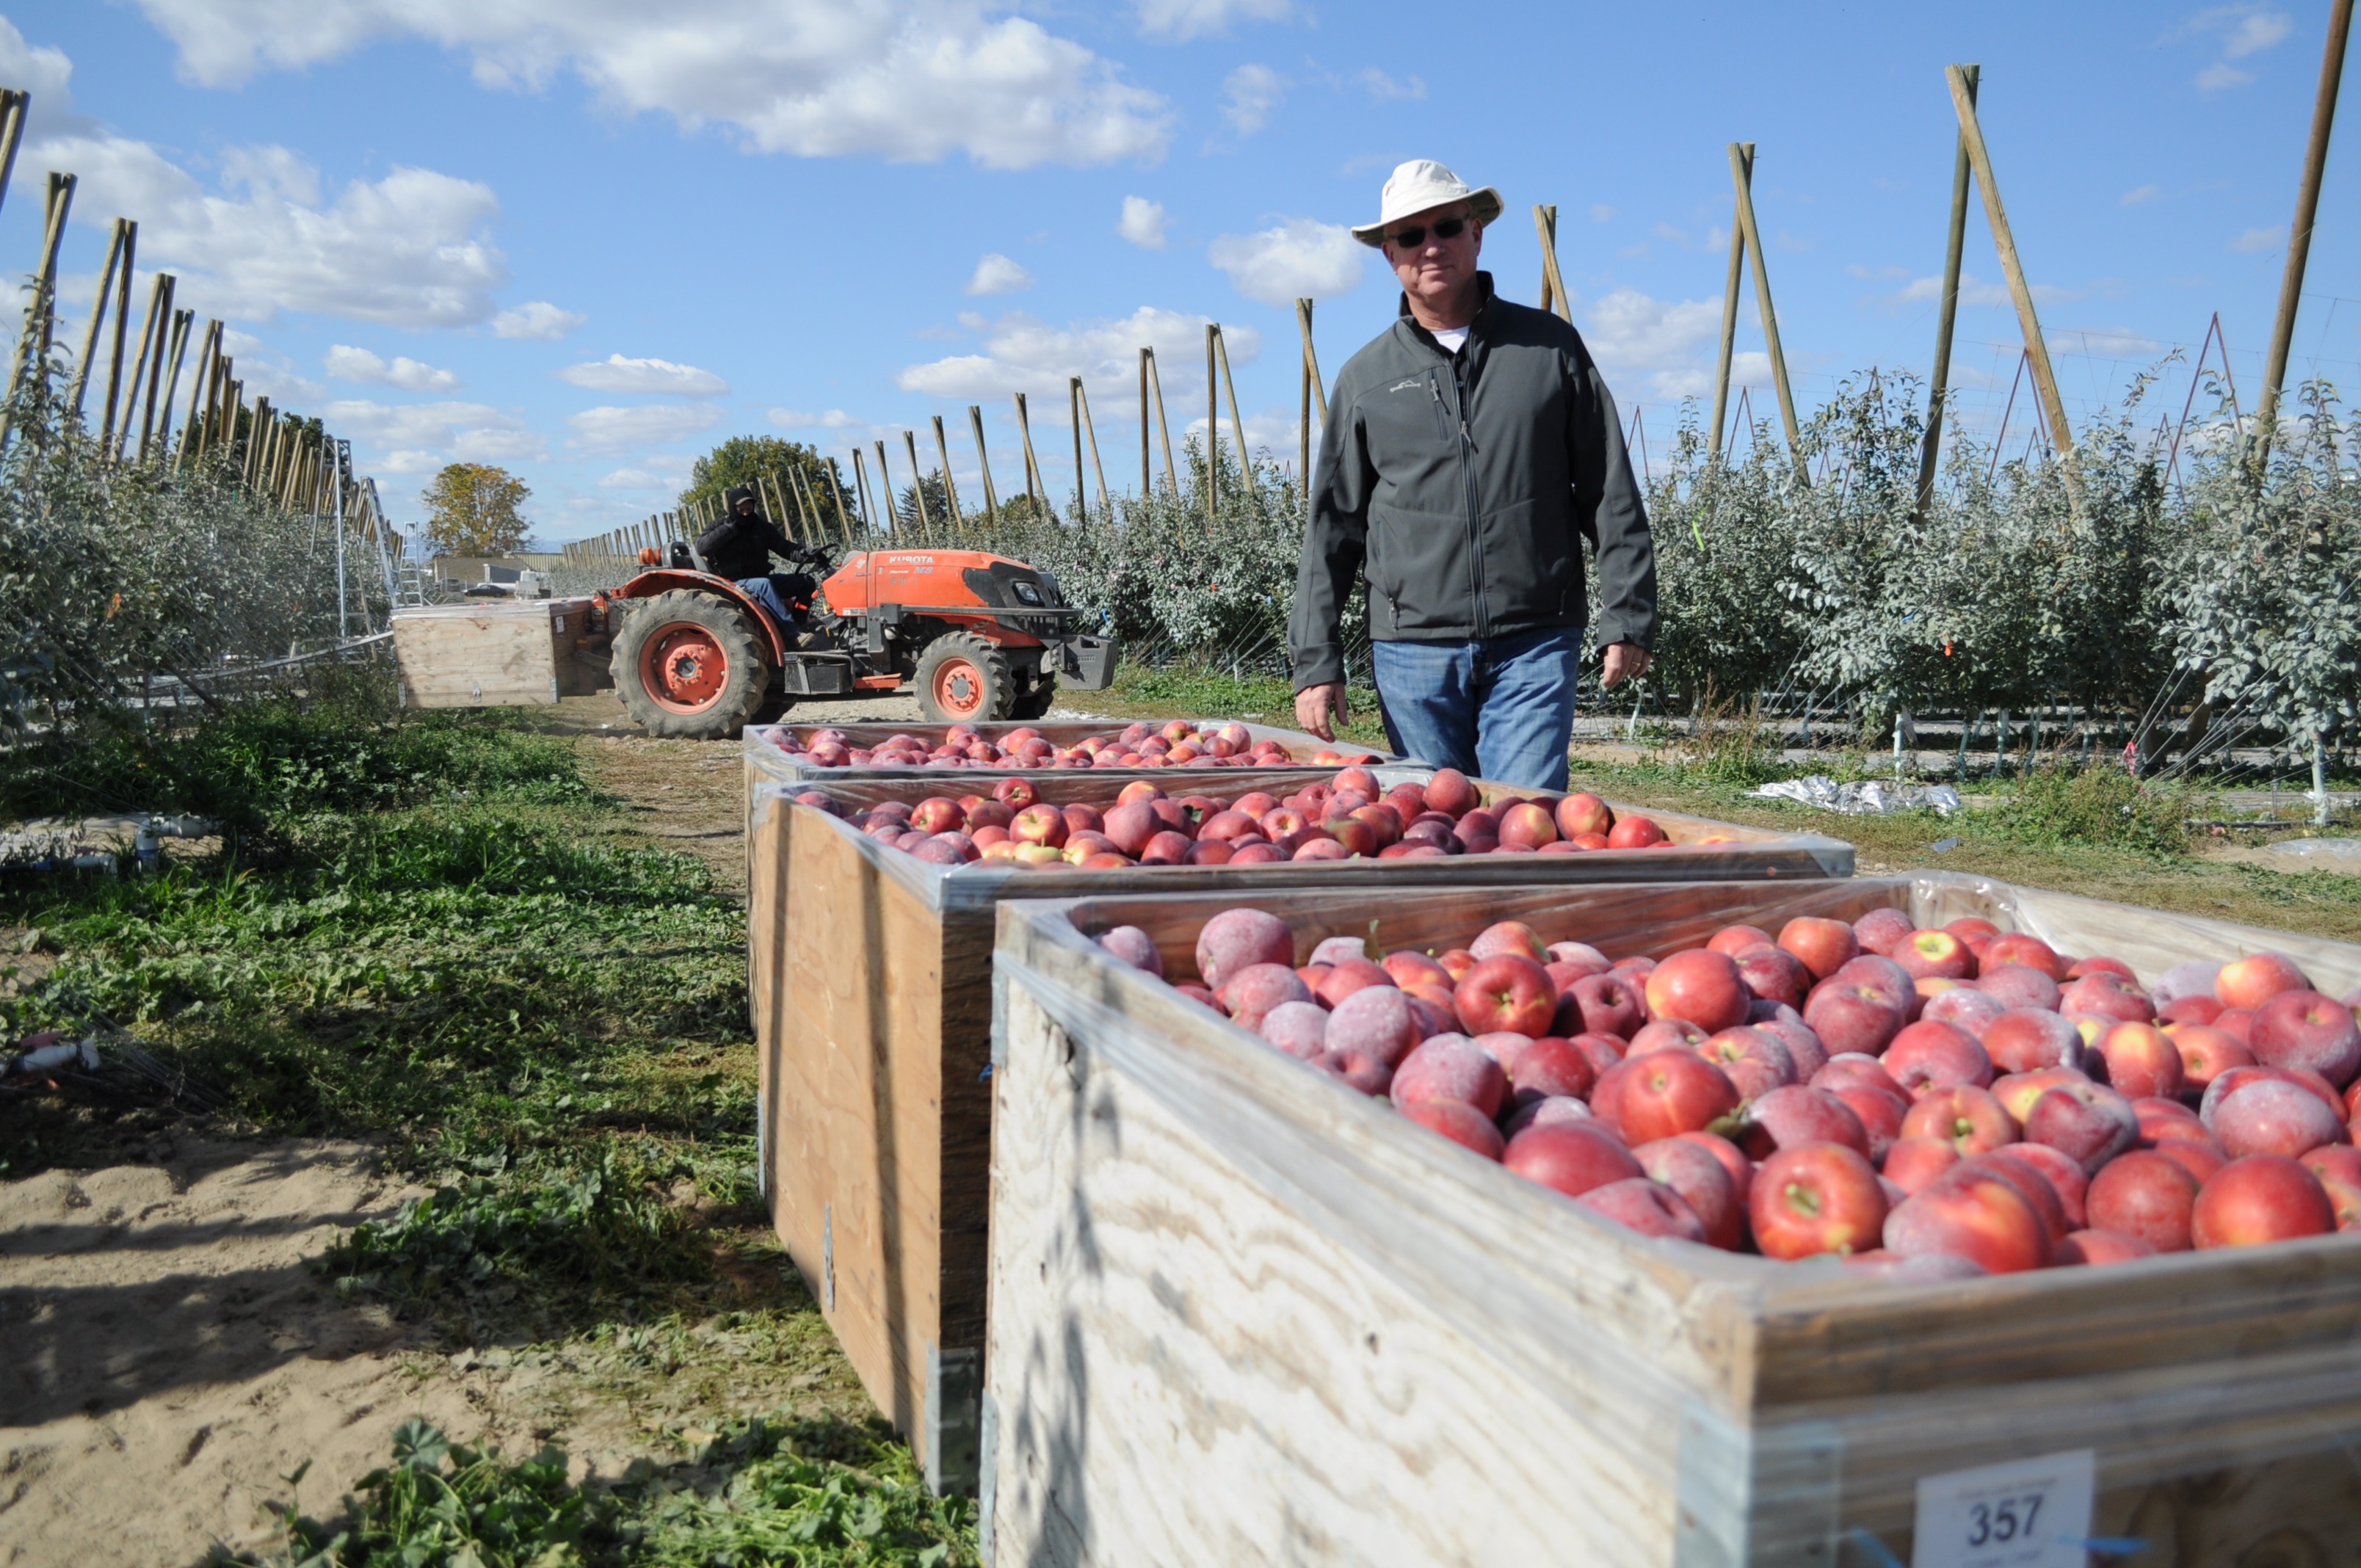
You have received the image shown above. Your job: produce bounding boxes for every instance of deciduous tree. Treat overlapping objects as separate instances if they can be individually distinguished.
[423,463,531,556]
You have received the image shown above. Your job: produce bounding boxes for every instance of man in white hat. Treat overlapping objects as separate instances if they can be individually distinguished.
[1289,159,1656,790]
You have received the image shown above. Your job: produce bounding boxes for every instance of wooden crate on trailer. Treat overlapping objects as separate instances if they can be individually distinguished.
[747,777,1852,1495]
[984,875,2361,1567]
[391,598,601,709]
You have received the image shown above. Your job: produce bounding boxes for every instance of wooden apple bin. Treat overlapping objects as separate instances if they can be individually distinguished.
[984,874,2361,1566]
[743,718,1401,791]
[745,776,1852,1493]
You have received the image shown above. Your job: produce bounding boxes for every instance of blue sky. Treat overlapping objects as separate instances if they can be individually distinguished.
[7,1,2354,543]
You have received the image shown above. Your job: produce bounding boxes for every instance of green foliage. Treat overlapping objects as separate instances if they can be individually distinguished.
[1979,764,2204,855]
[250,1415,976,1567]
[685,436,854,527]
[423,463,532,557]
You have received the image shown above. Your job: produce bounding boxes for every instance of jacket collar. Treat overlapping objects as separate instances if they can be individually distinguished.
[1396,271,1495,355]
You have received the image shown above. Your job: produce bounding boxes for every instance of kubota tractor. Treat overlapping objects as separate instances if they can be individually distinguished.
[595,535,1117,740]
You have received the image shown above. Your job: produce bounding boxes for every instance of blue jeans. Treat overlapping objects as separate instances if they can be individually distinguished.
[737,576,798,626]
[1370,625,1581,790]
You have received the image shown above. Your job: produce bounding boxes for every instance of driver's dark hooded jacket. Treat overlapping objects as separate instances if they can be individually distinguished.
[697,502,800,581]
[1288,272,1658,690]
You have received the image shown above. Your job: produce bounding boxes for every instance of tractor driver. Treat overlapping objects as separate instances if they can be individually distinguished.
[698,484,820,630]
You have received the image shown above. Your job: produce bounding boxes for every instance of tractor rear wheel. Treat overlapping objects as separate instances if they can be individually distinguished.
[613,589,771,739]
[915,632,1013,723]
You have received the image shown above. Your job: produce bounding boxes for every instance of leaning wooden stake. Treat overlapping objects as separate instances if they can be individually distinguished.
[1946,64,2072,458]
[1139,349,1153,497]
[932,414,965,530]
[0,91,26,225]
[873,440,897,533]
[1533,205,1573,324]
[150,305,192,461]
[68,218,127,425]
[1145,346,1178,495]
[1204,323,1219,518]
[852,447,878,535]
[1076,376,1111,519]
[1067,378,1087,520]
[1726,142,1808,482]
[902,429,936,536]
[2256,0,2353,458]
[1917,65,1979,515]
[1214,324,1254,500]
[1014,392,1046,517]
[827,457,854,542]
[97,219,136,453]
[119,270,168,460]
[4,171,76,429]
[968,404,999,519]
[1709,145,1752,461]
[1296,297,1327,507]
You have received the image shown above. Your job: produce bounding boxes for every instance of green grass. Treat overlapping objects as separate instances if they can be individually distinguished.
[4,673,977,1564]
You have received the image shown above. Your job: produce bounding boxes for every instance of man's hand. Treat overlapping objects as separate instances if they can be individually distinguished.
[1600,642,1651,689]
[1294,681,1348,741]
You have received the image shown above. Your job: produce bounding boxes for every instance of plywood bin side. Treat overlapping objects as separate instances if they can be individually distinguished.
[986,876,2361,1566]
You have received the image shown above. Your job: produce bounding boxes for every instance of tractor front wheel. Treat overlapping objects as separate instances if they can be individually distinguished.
[612,589,771,739]
[915,632,1014,723]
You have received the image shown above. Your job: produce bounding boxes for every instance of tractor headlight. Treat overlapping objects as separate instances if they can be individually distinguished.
[1011,578,1044,606]
[1030,570,1064,607]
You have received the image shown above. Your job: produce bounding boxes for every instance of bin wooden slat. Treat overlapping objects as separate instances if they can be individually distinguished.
[984,874,2361,1565]
[747,780,1853,1492]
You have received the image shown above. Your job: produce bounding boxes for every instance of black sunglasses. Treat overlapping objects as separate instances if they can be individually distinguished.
[1384,215,1468,248]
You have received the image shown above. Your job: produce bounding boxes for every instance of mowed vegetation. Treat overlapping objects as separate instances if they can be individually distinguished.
[0,672,975,1567]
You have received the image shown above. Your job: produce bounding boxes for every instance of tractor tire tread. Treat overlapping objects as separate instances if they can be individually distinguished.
[612,589,771,740]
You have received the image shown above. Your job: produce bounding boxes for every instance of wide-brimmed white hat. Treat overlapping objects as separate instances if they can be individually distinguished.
[1351,159,1504,247]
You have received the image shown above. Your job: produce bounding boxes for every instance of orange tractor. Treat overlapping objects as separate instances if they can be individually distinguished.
[598,537,1117,739]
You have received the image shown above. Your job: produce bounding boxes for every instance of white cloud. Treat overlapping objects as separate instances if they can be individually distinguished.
[212,327,325,404]
[0,18,79,134]
[566,402,722,452]
[1589,203,1616,224]
[2230,225,2283,253]
[896,305,1261,407]
[2120,184,2162,207]
[35,128,506,327]
[2181,5,2293,90]
[2050,327,2166,358]
[556,354,730,396]
[491,300,585,340]
[1580,288,1722,396]
[323,397,532,460]
[132,0,1172,170]
[1134,0,1293,41]
[769,408,863,429]
[598,467,669,490]
[1207,217,1363,306]
[1355,68,1424,101]
[1891,270,2071,308]
[1219,64,1286,138]
[2197,61,2256,90]
[325,343,463,392]
[453,426,548,462]
[965,253,1033,296]
[1118,195,1169,250]
[2220,7,2294,56]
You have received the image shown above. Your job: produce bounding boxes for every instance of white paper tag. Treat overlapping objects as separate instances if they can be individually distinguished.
[1911,1448,2095,1568]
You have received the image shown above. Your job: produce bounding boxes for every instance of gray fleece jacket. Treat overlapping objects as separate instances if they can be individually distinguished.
[1289,273,1658,690]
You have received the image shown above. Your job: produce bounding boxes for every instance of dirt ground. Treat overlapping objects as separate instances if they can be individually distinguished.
[0,697,911,1567]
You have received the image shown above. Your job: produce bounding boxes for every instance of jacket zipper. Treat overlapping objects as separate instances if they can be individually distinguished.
[1446,353,1487,639]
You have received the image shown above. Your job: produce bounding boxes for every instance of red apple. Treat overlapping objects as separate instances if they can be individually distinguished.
[1884,1136,1964,1194]
[1392,1034,1509,1119]
[1401,1098,1506,1160]
[1576,1177,1708,1241]
[1592,1050,1741,1144]
[1506,1036,1599,1106]
[1219,964,1313,1031]
[2159,994,2226,1027]
[1708,923,1774,958]
[1921,986,2006,1041]
[1983,1009,2085,1075]
[1454,956,1557,1038]
[1852,907,1915,956]
[1195,907,1294,988]
[1882,1020,1993,1096]
[2087,1150,2201,1252]
[1470,921,1551,965]
[1384,950,1454,992]
[2060,970,2155,1025]
[1827,1082,1910,1164]
[1883,1165,2051,1272]
[1497,801,1560,849]
[1644,950,1751,1034]
[2191,1155,2335,1248]
[2216,952,2312,1012]
[1895,929,1978,981]
[1260,1001,1333,1059]
[2095,1022,2186,1101]
[1011,802,1070,849]
[1606,815,1667,849]
[2249,990,2361,1087]
[1965,1151,2070,1243]
[1901,1085,2019,1155]
[1976,964,2065,1013]
[1316,959,1396,1009]
[1096,926,1164,976]
[1503,1122,1643,1199]
[1555,792,1614,838]
[1813,1053,1907,1100]
[2155,1136,2230,1186]
[1422,768,1481,818]
[2208,1078,2346,1159]
[1324,986,1421,1068]
[1981,932,2068,981]
[1733,944,1810,1009]
[1632,1137,1744,1248]
[1804,982,1907,1058]
[1698,1026,1796,1100]
[2000,1140,2090,1228]
[1750,1142,1889,1259]
[2023,1081,2141,1172]
[1777,917,1860,983]
[2298,1145,2361,1229]
[2055,1230,2156,1266]
[1735,1084,1869,1159]
[2169,1024,2252,1096]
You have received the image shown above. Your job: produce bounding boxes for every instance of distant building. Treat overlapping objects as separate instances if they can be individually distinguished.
[429,553,567,597]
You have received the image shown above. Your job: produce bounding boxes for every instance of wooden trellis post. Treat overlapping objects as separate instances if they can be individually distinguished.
[968,404,998,519]
[1946,64,2072,458]
[1917,65,1979,516]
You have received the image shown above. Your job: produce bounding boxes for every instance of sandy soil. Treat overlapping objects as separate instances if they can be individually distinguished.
[0,703,891,1566]
[0,1139,465,1566]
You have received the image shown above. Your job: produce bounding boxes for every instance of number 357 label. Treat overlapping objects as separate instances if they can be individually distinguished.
[1912,1448,2096,1568]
